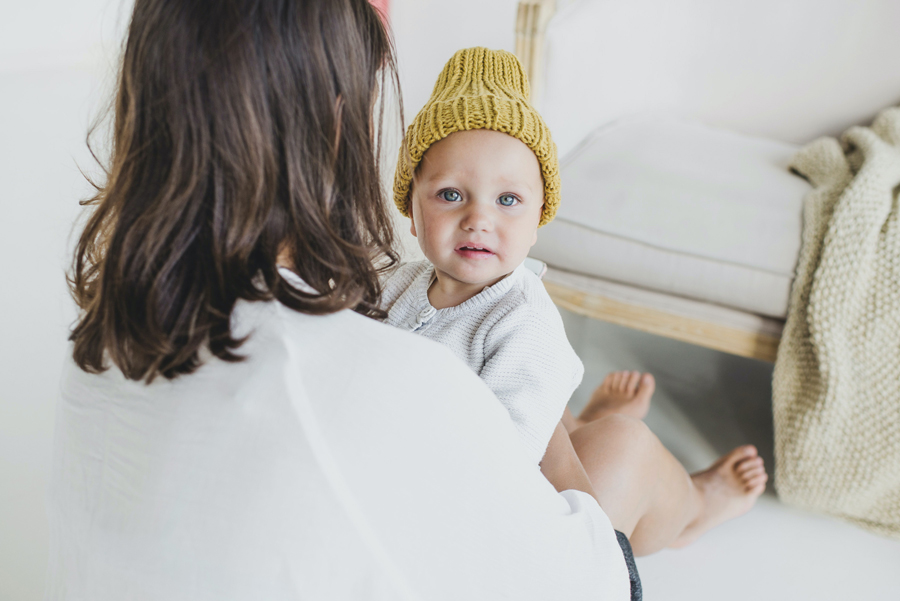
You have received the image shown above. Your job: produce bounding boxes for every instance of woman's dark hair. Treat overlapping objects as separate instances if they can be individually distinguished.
[69,0,400,382]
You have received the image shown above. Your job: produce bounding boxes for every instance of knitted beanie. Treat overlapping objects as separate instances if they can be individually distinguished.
[393,47,560,227]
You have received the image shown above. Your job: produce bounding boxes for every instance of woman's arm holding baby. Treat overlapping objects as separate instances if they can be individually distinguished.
[540,421,597,500]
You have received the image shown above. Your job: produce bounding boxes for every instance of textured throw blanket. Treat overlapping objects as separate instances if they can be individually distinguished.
[773,107,900,538]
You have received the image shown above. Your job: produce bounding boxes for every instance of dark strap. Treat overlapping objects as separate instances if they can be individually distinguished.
[615,530,642,601]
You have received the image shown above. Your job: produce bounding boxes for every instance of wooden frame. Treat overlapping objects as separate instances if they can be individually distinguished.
[515,0,556,107]
[543,268,783,362]
[515,1,785,362]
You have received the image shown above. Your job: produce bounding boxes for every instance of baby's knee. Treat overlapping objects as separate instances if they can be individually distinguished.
[571,413,655,457]
[598,413,651,440]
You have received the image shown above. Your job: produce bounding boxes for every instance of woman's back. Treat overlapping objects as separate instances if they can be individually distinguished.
[48,290,629,600]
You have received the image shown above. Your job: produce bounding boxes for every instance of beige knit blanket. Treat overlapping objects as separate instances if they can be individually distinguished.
[773,107,900,538]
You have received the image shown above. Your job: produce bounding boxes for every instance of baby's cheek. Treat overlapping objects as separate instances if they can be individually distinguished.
[422,223,445,244]
[417,227,441,259]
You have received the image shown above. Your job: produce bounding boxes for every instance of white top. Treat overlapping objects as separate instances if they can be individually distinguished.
[46,270,629,601]
[381,261,584,464]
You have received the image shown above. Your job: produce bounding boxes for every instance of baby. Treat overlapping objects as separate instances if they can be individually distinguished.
[382,48,579,464]
[383,47,656,464]
[382,47,767,568]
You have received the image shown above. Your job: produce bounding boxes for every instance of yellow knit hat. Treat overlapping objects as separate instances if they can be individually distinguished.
[393,47,560,227]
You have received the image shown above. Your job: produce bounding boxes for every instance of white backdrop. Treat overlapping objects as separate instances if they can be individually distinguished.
[0,1,131,599]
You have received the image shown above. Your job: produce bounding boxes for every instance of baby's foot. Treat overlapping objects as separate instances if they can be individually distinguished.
[577,371,655,425]
[670,445,767,548]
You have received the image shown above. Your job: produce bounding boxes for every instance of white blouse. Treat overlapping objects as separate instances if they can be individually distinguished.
[47,273,628,601]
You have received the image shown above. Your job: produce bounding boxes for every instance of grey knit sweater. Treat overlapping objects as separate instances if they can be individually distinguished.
[381,261,584,463]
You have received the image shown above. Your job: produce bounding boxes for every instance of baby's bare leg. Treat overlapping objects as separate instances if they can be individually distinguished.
[569,414,766,556]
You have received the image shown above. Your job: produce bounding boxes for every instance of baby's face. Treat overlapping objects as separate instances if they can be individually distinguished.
[410,129,544,293]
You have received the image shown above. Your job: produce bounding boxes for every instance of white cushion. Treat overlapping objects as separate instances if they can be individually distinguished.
[530,116,811,318]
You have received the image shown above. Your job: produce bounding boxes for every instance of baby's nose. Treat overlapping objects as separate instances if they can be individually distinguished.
[461,203,493,231]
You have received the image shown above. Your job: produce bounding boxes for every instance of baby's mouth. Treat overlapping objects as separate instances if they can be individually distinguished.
[456,244,495,258]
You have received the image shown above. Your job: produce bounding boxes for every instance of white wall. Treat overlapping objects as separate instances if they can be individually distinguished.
[390,0,521,122]
[0,2,131,599]
[540,0,900,157]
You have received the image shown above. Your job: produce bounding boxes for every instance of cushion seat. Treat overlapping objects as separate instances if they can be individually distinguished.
[530,117,811,319]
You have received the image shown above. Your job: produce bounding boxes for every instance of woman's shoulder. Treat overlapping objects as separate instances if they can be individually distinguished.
[263,298,473,382]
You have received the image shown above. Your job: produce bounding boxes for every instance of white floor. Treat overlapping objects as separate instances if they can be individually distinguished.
[559,308,900,600]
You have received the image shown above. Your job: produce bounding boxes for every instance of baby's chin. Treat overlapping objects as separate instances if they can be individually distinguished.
[442,265,516,288]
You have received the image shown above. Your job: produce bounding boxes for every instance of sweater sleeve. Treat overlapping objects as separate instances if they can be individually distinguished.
[479,300,584,464]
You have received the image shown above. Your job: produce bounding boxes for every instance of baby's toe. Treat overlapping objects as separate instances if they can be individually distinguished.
[745,473,768,494]
[599,372,617,392]
[736,456,764,474]
[625,371,642,394]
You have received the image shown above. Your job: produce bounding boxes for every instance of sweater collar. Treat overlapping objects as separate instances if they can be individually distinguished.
[413,262,525,316]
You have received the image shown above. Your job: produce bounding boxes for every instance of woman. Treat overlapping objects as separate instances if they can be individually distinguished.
[49,1,630,599]
[49,1,764,599]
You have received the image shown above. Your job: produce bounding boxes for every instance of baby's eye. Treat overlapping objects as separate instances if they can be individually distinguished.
[498,194,519,207]
[439,189,462,202]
